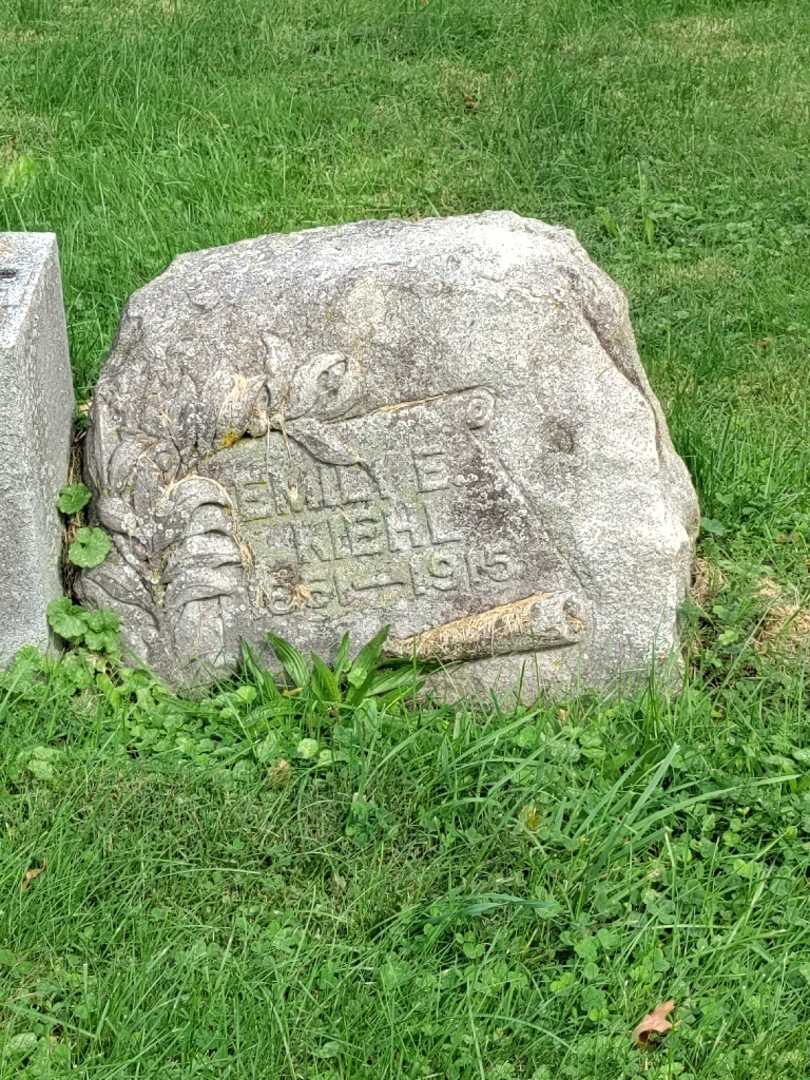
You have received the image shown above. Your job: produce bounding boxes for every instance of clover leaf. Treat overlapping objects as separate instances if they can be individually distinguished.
[68,527,111,568]
[47,597,87,640]
[83,608,121,654]
[56,483,91,516]
[57,483,92,515]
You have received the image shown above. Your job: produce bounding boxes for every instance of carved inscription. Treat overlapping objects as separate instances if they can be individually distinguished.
[232,442,520,616]
[194,380,578,645]
[202,384,538,621]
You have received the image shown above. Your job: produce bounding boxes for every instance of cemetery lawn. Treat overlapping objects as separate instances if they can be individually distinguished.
[1,0,808,1077]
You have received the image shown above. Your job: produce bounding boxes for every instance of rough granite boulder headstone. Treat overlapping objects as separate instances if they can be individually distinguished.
[77,212,699,697]
[0,233,74,662]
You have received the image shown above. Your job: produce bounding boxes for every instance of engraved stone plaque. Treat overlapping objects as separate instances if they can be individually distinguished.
[77,212,699,697]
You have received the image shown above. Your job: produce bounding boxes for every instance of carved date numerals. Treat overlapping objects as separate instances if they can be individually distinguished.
[255,543,516,614]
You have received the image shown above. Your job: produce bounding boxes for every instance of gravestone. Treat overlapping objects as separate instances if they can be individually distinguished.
[0,233,74,662]
[77,212,699,697]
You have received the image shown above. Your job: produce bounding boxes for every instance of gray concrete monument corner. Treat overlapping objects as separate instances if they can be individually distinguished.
[0,233,74,662]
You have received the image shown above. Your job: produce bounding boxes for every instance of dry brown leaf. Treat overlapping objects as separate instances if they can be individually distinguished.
[269,759,292,786]
[754,576,810,657]
[755,576,783,603]
[21,862,47,891]
[757,602,810,657]
[462,92,480,111]
[633,999,675,1046]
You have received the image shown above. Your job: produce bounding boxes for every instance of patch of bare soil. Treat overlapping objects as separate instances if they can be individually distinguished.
[690,556,727,608]
[754,577,810,658]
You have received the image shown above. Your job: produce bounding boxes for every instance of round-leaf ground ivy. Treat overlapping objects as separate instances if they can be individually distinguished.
[68,527,112,569]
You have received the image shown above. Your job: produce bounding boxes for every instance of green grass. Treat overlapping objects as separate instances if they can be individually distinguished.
[1,0,809,1075]
[0,636,808,1078]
